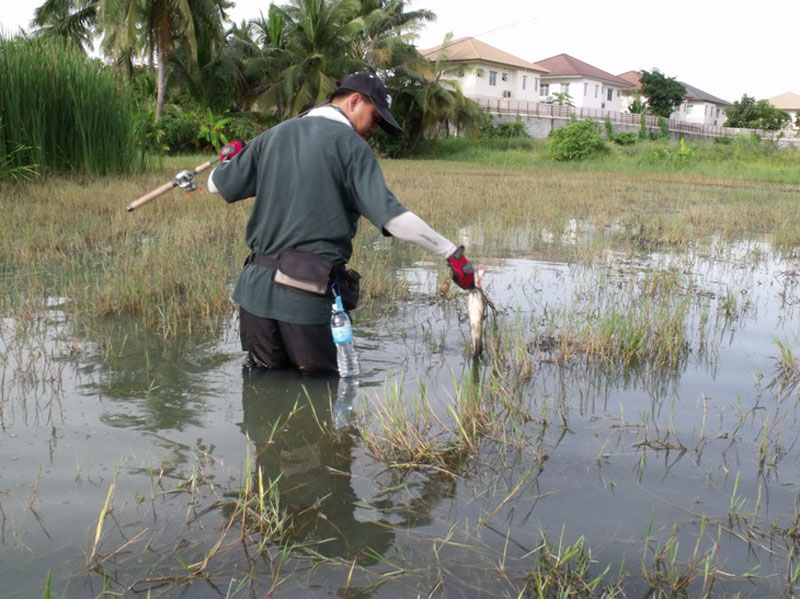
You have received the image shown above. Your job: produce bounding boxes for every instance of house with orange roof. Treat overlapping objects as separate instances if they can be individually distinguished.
[769,92,800,126]
[532,54,634,111]
[419,37,549,104]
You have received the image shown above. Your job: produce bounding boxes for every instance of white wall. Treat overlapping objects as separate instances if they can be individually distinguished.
[677,101,727,126]
[454,62,541,102]
[539,77,624,111]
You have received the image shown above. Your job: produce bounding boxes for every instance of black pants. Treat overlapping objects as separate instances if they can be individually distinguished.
[239,306,337,375]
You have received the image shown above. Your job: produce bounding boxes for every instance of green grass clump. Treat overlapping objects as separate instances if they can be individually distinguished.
[0,36,137,177]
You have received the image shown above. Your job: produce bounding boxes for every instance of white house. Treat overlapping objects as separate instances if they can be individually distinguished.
[531,54,634,111]
[674,82,730,126]
[617,71,730,125]
[419,37,549,103]
[769,92,800,126]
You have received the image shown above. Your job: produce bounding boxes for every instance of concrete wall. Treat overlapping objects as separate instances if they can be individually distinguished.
[490,110,798,145]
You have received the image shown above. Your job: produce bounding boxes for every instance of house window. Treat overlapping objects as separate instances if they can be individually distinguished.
[607,88,613,102]
[540,83,550,97]
[501,72,508,81]
[489,71,497,86]
[595,85,598,98]
[562,83,570,95]
[687,104,695,114]
[584,83,588,96]
[523,75,527,90]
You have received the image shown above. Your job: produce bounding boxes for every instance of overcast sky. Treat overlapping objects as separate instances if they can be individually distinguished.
[2,0,796,102]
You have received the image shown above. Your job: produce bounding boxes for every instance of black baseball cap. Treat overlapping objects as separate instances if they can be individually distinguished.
[333,71,403,137]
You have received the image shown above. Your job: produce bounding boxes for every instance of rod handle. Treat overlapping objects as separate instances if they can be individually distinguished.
[126,181,177,212]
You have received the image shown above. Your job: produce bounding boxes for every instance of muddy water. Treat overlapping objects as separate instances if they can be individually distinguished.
[2,239,799,598]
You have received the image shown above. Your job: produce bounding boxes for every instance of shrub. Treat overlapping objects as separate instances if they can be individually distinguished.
[224,115,266,144]
[659,116,670,138]
[610,132,637,146]
[481,113,529,139]
[640,138,695,167]
[549,117,608,161]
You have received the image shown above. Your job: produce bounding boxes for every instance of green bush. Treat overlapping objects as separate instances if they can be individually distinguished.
[481,113,529,139]
[224,115,265,144]
[610,132,637,146]
[549,117,608,161]
[640,138,695,167]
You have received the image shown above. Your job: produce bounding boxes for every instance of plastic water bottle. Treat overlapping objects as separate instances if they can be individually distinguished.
[331,295,359,377]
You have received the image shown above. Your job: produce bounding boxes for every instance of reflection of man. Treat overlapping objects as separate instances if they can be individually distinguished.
[239,368,393,561]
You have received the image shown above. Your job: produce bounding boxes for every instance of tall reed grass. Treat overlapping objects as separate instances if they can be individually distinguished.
[0,36,137,176]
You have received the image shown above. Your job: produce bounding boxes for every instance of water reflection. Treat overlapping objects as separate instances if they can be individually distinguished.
[78,317,235,430]
[238,369,394,562]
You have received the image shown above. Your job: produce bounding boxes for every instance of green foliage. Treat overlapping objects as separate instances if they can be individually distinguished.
[549,117,608,161]
[482,114,529,139]
[136,107,200,154]
[659,116,670,138]
[639,112,648,140]
[604,117,614,138]
[553,91,573,106]
[196,108,231,152]
[224,116,265,144]
[0,36,136,176]
[604,118,636,145]
[640,69,686,118]
[611,132,637,146]
[629,98,647,114]
[724,95,792,130]
[0,141,40,181]
[642,138,695,167]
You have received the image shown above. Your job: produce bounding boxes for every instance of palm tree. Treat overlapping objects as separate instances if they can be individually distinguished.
[351,0,433,69]
[32,0,100,54]
[278,0,365,116]
[390,35,483,151]
[100,0,230,120]
[225,7,295,120]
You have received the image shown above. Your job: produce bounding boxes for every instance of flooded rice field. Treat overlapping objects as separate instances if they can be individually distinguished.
[2,232,800,598]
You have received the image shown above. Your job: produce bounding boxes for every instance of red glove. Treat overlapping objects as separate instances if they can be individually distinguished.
[447,246,475,290]
[219,141,243,161]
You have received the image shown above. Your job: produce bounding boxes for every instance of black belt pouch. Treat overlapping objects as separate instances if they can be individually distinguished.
[273,249,334,295]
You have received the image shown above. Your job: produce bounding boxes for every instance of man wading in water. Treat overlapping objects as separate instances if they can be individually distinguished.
[208,71,476,374]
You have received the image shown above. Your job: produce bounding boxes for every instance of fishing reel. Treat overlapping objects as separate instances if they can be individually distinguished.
[174,169,198,192]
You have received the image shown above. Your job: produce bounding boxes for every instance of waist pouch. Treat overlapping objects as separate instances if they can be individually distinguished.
[330,264,361,311]
[247,250,361,309]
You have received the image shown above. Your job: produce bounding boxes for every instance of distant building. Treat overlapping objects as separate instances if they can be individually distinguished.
[617,71,730,125]
[769,92,800,126]
[532,54,634,111]
[419,37,548,103]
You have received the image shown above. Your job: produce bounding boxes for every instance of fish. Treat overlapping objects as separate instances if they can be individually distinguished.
[467,267,490,357]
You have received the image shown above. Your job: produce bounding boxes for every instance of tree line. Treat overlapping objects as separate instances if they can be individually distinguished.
[629,70,793,131]
[24,0,483,155]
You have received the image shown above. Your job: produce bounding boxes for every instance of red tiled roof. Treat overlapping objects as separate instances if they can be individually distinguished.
[533,54,634,88]
[617,70,642,90]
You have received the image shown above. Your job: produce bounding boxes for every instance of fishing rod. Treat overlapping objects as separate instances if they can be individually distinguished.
[126,149,226,212]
